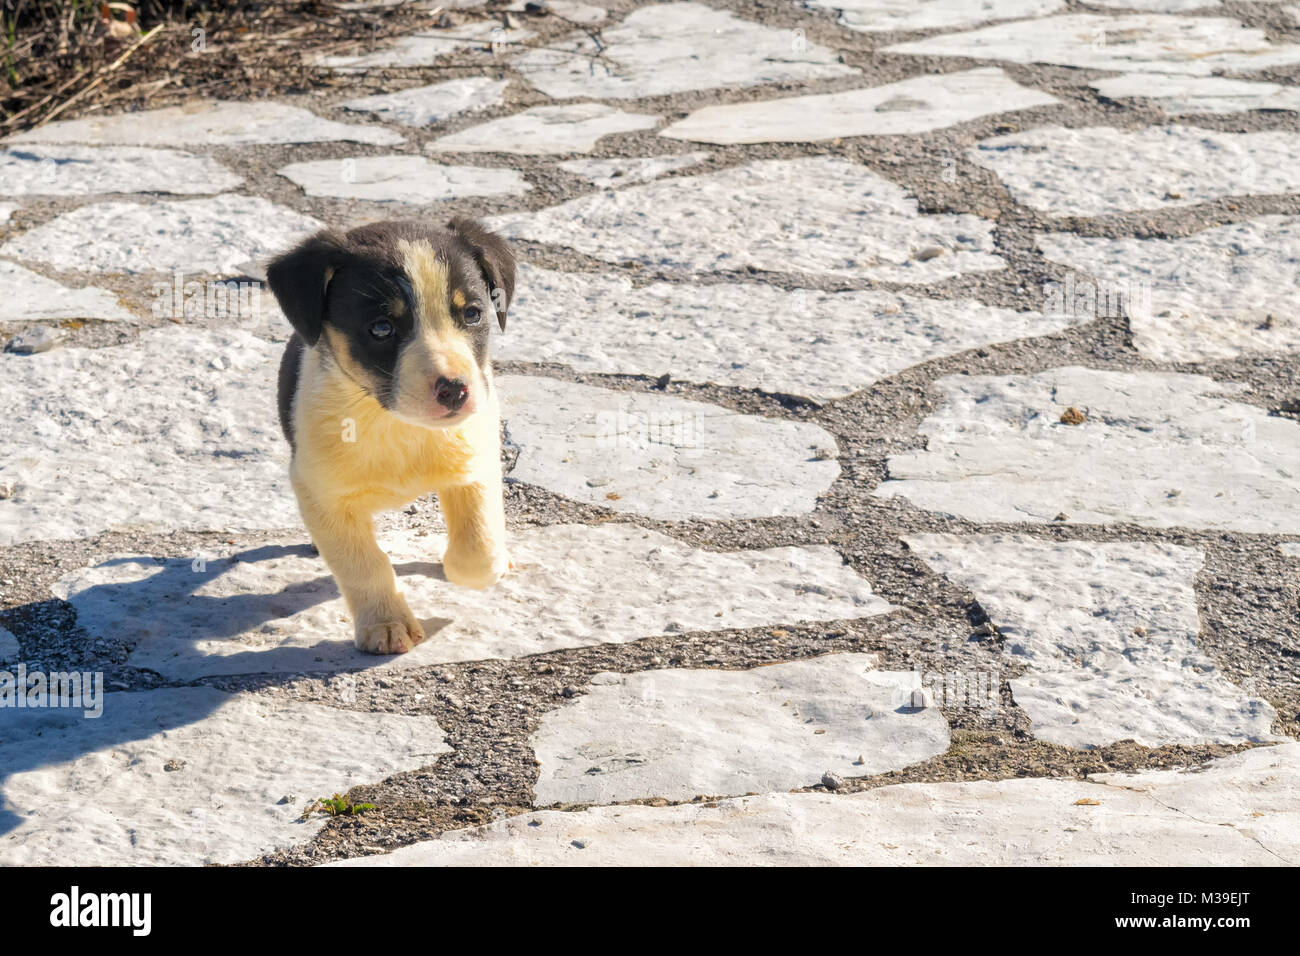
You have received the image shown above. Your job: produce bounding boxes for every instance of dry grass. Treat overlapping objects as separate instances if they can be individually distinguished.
[0,0,454,133]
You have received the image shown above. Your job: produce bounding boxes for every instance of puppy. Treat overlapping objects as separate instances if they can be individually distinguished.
[268,219,515,655]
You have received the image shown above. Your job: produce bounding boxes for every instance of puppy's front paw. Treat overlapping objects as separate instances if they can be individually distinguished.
[354,599,425,655]
[442,547,510,590]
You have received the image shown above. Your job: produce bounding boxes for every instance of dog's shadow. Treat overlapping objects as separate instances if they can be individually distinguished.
[0,542,456,842]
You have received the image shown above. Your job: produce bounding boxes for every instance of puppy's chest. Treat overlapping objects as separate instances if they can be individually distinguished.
[295,372,487,502]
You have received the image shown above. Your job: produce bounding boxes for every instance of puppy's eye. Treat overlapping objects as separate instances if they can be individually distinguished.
[369,319,395,341]
[463,306,482,326]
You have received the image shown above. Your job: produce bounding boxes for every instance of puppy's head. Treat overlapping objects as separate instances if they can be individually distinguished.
[267,218,515,429]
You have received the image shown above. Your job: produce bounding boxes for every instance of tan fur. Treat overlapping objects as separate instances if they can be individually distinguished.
[388,241,482,424]
[289,245,508,655]
[400,240,452,336]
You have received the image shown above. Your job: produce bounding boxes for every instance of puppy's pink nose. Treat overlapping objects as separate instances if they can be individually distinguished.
[434,376,469,413]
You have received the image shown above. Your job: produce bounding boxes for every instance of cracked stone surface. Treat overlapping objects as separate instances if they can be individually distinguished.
[1037,216,1300,362]
[0,687,449,865]
[661,68,1058,144]
[812,0,1064,33]
[501,264,1078,402]
[906,534,1281,748]
[875,367,1300,533]
[500,375,841,519]
[531,653,949,804]
[511,3,855,99]
[8,100,404,147]
[333,743,1300,866]
[317,22,534,71]
[886,14,1300,75]
[278,155,530,202]
[969,126,1300,217]
[490,158,1004,281]
[53,524,892,678]
[557,153,711,188]
[0,259,136,324]
[0,195,322,275]
[429,103,659,155]
[508,0,607,23]
[0,328,292,547]
[1089,0,1223,10]
[1091,74,1300,115]
[340,77,510,127]
[0,144,243,197]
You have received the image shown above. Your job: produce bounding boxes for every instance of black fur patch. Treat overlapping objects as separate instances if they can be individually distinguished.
[277,333,305,448]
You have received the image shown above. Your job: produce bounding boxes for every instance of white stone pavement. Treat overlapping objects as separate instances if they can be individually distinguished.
[1,0,1297,866]
[0,687,450,866]
[53,524,892,678]
[488,158,1005,281]
[333,744,1300,866]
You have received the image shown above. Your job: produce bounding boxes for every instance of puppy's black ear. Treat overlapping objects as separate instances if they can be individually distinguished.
[266,230,348,346]
[449,217,516,332]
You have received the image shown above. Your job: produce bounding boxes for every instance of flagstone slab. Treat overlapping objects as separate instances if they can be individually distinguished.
[0,687,449,865]
[1092,74,1300,114]
[811,0,1064,33]
[340,76,509,127]
[499,375,841,519]
[8,100,403,147]
[53,523,893,679]
[557,153,710,188]
[332,742,1300,866]
[318,22,533,70]
[0,195,323,276]
[429,103,659,155]
[0,327,293,547]
[1091,0,1220,9]
[0,626,18,663]
[0,260,136,323]
[886,15,1300,76]
[1281,543,1300,558]
[509,0,606,23]
[501,264,1078,402]
[906,534,1280,748]
[661,68,1057,144]
[278,155,530,202]
[970,126,1300,217]
[0,144,242,197]
[532,654,948,805]
[334,0,484,9]
[511,2,855,99]
[0,204,14,223]
[1037,215,1300,362]
[488,158,1005,281]
[874,367,1300,534]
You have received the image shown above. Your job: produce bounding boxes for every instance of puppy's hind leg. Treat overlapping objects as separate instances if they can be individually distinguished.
[438,476,509,591]
[295,483,425,654]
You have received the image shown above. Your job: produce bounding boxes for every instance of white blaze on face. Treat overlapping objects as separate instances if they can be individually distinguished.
[394,239,481,426]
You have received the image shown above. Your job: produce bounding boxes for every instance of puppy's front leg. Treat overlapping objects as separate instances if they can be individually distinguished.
[295,481,425,654]
[438,474,509,591]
